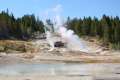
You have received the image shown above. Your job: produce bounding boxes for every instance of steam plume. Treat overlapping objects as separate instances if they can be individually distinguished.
[44,4,89,52]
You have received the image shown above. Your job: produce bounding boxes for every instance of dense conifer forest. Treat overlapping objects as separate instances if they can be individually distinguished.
[0,10,44,40]
[66,15,120,49]
[0,10,120,49]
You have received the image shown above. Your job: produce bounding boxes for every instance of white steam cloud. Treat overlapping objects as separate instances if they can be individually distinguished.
[44,4,89,52]
[43,4,62,19]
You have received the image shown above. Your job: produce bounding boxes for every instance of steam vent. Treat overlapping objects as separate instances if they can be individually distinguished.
[49,33,66,48]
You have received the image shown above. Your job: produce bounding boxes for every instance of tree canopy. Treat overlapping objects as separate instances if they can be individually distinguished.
[0,10,120,49]
[0,10,44,40]
[66,15,120,49]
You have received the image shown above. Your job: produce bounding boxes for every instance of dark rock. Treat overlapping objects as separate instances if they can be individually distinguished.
[89,39,94,42]
[54,41,65,47]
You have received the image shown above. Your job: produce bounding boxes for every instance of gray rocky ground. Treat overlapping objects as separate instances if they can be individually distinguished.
[0,39,120,80]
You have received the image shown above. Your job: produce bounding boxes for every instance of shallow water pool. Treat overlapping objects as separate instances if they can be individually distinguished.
[0,63,120,77]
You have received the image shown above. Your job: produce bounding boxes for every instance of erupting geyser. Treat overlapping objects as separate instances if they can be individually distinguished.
[44,5,89,52]
[44,16,89,52]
